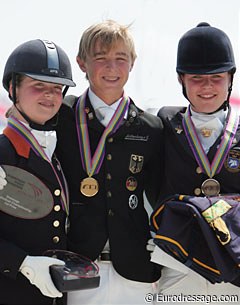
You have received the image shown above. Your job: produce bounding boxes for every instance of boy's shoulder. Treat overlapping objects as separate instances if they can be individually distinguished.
[63,95,78,108]
[157,106,186,120]
[129,101,163,129]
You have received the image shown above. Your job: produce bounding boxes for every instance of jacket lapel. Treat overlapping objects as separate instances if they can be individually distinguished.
[167,111,196,158]
[3,126,59,187]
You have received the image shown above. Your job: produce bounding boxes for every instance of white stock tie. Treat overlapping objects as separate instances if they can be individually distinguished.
[191,110,226,154]
[96,106,115,127]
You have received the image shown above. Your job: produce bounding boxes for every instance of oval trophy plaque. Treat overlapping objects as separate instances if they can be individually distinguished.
[0,165,54,219]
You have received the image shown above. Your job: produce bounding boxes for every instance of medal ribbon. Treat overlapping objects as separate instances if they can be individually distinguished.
[182,106,239,177]
[7,116,69,215]
[76,89,130,177]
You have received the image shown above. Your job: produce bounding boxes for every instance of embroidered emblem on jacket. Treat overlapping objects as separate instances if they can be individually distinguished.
[124,134,149,141]
[224,149,240,173]
[129,154,144,174]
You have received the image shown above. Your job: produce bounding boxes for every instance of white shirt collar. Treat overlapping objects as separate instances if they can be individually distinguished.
[190,108,228,154]
[21,121,57,160]
[88,88,128,126]
[190,108,227,125]
[88,88,122,111]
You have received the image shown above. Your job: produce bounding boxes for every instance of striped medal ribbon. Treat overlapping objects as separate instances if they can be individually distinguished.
[75,89,130,197]
[182,106,239,196]
[7,116,69,215]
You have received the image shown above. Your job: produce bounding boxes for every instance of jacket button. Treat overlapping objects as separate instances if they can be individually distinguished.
[54,189,61,196]
[53,236,60,243]
[54,205,61,212]
[108,137,113,143]
[196,167,202,174]
[53,220,60,227]
[3,269,10,273]
[106,154,112,161]
[107,191,112,198]
[194,188,201,196]
[131,111,137,117]
[106,173,112,180]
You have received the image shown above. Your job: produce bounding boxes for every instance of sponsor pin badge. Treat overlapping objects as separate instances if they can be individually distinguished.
[129,194,138,210]
[126,176,138,191]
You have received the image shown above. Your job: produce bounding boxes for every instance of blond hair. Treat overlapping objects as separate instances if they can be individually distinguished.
[77,20,137,62]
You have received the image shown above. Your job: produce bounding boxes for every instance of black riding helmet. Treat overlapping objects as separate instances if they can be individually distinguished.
[3,39,75,92]
[2,39,76,130]
[176,22,236,109]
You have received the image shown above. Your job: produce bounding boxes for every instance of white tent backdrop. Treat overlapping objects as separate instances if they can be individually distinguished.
[1,0,240,126]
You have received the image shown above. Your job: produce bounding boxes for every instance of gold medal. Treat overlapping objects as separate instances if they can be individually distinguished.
[80,177,99,197]
[201,179,220,197]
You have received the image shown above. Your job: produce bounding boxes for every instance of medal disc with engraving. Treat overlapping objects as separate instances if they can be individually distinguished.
[80,177,99,197]
[201,179,220,196]
[0,165,54,219]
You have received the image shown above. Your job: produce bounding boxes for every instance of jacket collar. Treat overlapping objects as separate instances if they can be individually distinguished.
[3,126,31,158]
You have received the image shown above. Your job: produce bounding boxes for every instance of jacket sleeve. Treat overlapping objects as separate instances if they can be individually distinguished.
[0,135,28,279]
[0,238,27,279]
